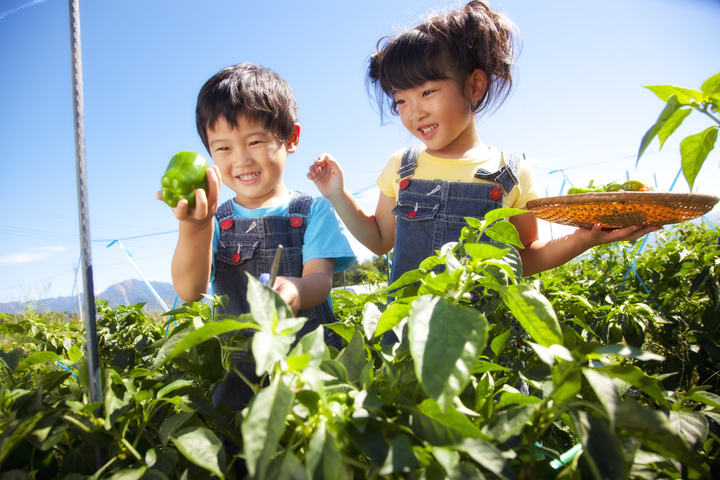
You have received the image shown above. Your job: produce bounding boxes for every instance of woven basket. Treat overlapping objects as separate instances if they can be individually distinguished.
[525,192,719,229]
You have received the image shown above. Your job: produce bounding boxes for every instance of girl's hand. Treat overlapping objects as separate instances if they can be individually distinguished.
[575,223,663,247]
[157,166,222,225]
[307,154,346,201]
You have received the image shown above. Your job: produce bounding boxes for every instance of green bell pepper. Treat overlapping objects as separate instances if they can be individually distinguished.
[567,180,605,194]
[191,337,222,382]
[160,151,210,209]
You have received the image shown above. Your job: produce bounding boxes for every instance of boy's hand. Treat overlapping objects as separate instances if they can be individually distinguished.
[575,223,663,248]
[157,166,222,224]
[307,154,346,201]
[273,276,301,315]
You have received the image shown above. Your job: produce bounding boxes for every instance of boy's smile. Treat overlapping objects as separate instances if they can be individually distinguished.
[207,115,300,209]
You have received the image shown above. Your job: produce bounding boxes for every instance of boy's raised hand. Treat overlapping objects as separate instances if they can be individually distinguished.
[157,166,222,224]
[307,153,346,201]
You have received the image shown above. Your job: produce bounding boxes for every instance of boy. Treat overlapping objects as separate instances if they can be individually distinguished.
[160,62,356,411]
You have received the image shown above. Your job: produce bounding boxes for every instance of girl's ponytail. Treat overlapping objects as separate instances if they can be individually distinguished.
[367,0,520,120]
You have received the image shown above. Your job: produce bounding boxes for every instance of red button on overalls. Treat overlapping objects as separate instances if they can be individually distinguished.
[490,187,502,200]
[408,211,417,219]
[220,219,233,229]
[290,216,303,227]
[399,178,410,189]
[232,253,241,263]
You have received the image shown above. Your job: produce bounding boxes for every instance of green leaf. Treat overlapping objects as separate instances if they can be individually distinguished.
[657,107,692,148]
[360,302,383,340]
[170,426,226,479]
[681,126,718,190]
[16,351,61,372]
[456,438,519,480]
[490,329,512,359]
[615,400,709,475]
[378,434,418,476]
[246,272,293,332]
[242,374,293,479]
[701,72,720,95]
[158,319,257,369]
[160,412,194,448]
[568,409,628,480]
[599,365,669,408]
[322,321,355,344]
[484,221,523,249]
[287,327,325,371]
[498,284,562,347]
[410,399,489,445]
[483,208,529,225]
[494,391,541,410]
[109,467,147,480]
[0,348,24,372]
[335,329,367,385]
[253,330,294,376]
[592,344,665,362]
[386,269,425,291]
[637,95,681,164]
[481,404,535,443]
[157,379,195,399]
[582,368,620,431]
[645,85,706,104]
[304,419,340,480]
[374,302,409,340]
[464,243,510,261]
[667,410,708,448]
[408,295,488,409]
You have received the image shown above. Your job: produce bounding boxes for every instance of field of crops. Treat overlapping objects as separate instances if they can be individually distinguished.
[1,218,719,479]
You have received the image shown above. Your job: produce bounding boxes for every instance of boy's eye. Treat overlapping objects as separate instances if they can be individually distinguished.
[422,90,434,96]
[249,140,262,146]
[394,99,406,106]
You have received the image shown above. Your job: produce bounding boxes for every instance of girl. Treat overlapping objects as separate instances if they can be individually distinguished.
[308,0,659,286]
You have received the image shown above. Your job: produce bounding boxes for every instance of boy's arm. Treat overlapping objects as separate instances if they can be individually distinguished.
[274,258,335,315]
[307,154,396,255]
[162,166,221,301]
[511,212,662,276]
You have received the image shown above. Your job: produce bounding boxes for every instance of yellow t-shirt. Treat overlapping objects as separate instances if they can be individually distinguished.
[376,145,539,209]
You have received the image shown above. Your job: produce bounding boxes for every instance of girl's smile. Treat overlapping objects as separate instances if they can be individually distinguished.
[393,77,483,159]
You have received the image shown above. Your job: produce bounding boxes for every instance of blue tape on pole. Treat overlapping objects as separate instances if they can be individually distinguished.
[107,240,170,312]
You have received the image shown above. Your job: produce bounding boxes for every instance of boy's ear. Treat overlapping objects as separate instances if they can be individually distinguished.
[285,124,301,154]
[467,69,487,103]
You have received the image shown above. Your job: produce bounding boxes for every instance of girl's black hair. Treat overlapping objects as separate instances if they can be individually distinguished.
[196,63,298,152]
[367,0,519,121]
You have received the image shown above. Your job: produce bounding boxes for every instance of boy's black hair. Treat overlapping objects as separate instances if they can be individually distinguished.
[196,63,298,152]
[367,0,520,121]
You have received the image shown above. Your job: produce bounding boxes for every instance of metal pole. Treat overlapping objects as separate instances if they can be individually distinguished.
[68,0,102,407]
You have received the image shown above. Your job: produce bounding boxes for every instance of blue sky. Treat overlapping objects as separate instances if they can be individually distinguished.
[1,0,718,306]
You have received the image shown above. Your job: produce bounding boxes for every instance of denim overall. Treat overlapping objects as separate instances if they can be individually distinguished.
[212,191,341,412]
[389,145,521,285]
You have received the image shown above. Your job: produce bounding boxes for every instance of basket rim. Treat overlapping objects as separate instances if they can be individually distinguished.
[526,191,720,209]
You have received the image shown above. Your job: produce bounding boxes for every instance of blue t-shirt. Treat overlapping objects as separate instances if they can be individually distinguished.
[209,195,356,290]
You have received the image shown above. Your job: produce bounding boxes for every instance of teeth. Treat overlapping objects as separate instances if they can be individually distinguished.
[238,172,260,180]
[421,125,437,134]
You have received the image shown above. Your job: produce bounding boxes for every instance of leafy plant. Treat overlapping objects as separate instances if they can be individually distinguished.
[1,214,717,479]
[637,72,720,190]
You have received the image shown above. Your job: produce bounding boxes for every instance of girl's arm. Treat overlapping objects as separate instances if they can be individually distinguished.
[274,258,336,315]
[163,166,221,301]
[308,154,396,255]
[511,212,662,276]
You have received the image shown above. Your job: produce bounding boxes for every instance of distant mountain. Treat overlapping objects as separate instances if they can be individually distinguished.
[0,279,183,315]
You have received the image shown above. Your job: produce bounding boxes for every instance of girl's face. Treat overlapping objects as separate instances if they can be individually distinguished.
[393,74,484,159]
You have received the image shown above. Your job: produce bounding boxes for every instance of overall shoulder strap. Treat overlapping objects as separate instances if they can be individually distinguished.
[396,145,422,179]
[215,199,235,219]
[288,191,312,216]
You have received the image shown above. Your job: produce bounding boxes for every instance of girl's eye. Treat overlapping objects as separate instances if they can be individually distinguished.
[422,90,434,96]
[249,140,262,146]
[395,99,406,106]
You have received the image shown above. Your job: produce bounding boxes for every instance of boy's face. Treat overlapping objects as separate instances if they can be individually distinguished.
[206,115,299,209]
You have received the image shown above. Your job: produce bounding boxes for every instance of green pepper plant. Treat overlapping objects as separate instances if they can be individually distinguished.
[1,213,718,479]
[637,72,720,190]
